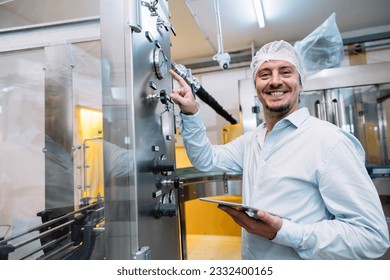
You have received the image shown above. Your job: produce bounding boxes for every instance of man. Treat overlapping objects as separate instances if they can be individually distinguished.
[170,40,390,259]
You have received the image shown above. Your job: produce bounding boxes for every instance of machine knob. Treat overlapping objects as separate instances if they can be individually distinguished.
[152,156,175,174]
[156,177,183,189]
[160,90,168,104]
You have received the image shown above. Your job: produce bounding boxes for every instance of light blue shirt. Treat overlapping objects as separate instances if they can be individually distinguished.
[180,107,390,259]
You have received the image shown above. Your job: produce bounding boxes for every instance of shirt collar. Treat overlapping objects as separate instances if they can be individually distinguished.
[262,107,310,130]
[283,107,310,128]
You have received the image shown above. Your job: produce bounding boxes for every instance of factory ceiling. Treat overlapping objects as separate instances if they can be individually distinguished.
[1,0,390,69]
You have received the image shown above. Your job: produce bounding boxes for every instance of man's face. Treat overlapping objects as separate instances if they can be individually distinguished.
[255,60,301,116]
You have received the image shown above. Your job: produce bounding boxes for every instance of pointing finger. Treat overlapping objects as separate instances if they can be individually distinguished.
[170,69,190,88]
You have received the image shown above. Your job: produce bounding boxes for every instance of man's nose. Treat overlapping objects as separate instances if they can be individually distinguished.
[269,73,282,86]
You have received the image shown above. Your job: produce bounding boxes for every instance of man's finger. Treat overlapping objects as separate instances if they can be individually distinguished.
[170,69,189,88]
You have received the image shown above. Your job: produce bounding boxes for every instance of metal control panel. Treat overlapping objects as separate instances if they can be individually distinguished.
[100,0,181,260]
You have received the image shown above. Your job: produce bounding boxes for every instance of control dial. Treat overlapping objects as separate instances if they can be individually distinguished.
[153,47,168,80]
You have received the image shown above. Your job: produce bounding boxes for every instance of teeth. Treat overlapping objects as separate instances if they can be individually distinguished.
[270,92,284,96]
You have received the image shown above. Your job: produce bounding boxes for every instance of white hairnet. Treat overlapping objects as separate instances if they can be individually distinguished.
[250,40,305,84]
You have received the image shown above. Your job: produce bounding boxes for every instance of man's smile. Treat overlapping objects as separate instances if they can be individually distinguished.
[266,91,286,96]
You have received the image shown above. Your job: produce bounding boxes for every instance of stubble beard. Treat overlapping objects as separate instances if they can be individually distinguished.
[264,103,291,114]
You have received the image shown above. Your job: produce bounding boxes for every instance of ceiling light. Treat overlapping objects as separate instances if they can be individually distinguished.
[0,0,14,4]
[252,0,265,28]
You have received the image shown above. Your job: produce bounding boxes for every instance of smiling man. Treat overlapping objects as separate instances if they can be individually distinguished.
[170,40,389,259]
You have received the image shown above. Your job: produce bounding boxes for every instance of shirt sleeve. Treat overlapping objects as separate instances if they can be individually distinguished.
[180,111,244,173]
[273,136,390,259]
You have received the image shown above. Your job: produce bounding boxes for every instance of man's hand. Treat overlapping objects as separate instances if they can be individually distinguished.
[170,69,198,115]
[218,205,283,240]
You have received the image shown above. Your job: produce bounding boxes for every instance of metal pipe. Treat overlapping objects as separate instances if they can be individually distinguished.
[13,220,74,249]
[213,0,224,54]
[251,42,256,58]
[332,99,340,127]
[38,241,75,260]
[183,0,217,53]
[315,100,322,119]
[82,137,103,192]
[0,202,102,245]
[19,233,70,260]
[377,101,389,165]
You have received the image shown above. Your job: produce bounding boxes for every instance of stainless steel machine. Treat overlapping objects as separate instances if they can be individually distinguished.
[100,0,180,260]
[0,0,181,260]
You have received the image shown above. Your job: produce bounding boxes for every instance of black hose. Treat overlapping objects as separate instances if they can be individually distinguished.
[195,86,237,124]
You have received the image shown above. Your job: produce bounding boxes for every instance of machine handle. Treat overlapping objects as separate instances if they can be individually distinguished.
[152,158,175,174]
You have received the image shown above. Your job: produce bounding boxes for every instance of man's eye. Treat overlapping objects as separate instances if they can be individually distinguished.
[281,71,292,77]
[260,72,270,78]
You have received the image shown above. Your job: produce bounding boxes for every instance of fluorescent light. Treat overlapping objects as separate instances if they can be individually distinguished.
[0,0,14,4]
[252,0,265,28]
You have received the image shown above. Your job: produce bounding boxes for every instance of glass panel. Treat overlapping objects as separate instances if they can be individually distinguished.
[0,42,106,260]
[0,49,45,259]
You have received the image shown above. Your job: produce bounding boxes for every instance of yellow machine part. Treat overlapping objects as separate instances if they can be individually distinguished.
[184,195,242,236]
[222,123,242,144]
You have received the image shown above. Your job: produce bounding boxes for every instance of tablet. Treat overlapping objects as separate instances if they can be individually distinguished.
[199,197,289,220]
[199,198,259,214]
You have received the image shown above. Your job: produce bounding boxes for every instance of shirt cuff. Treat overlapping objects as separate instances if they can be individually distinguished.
[180,110,203,131]
[272,219,303,249]
[180,109,200,119]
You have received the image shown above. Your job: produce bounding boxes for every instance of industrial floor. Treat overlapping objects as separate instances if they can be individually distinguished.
[186,234,241,260]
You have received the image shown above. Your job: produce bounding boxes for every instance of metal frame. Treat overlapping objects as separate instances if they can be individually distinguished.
[0,17,100,53]
[304,62,390,91]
